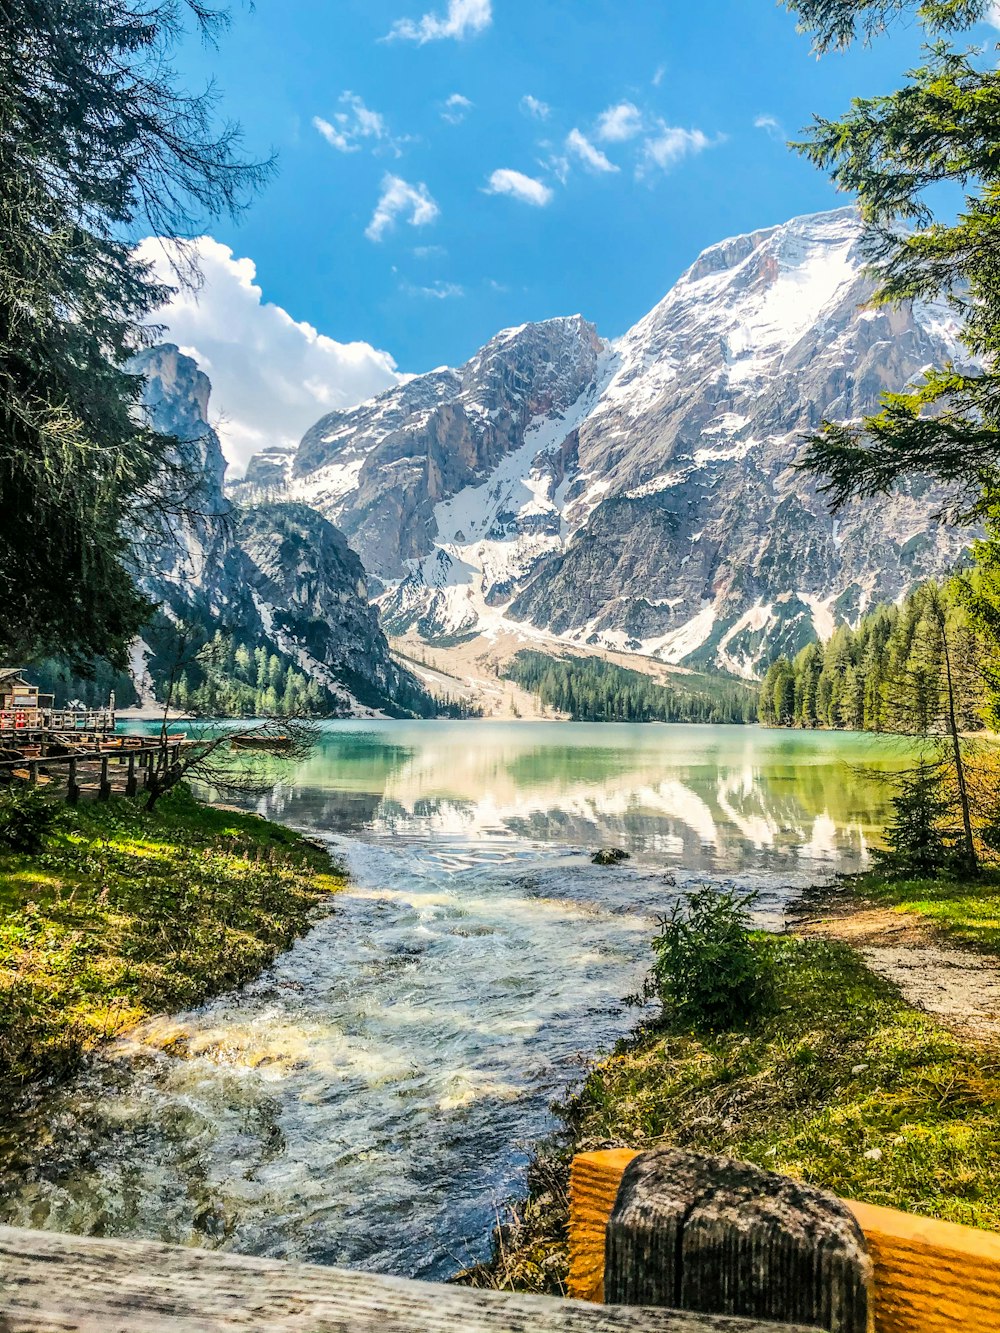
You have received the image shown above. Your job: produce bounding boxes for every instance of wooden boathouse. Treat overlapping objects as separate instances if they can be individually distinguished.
[0,668,116,739]
[0,669,177,801]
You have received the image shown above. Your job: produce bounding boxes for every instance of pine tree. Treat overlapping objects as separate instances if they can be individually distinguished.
[783,1,1000,517]
[0,1,270,666]
[871,758,956,879]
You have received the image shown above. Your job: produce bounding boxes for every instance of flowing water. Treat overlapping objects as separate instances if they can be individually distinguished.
[0,721,915,1277]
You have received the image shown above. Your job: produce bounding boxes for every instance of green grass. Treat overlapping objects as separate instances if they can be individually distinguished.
[462,934,1000,1295]
[0,786,344,1108]
[851,868,1000,953]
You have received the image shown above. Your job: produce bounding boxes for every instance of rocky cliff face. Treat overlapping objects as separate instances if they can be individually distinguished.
[235,208,974,678]
[131,345,422,715]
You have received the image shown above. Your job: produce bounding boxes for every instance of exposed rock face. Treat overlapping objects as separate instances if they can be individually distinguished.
[236,503,414,708]
[131,346,420,714]
[236,209,974,677]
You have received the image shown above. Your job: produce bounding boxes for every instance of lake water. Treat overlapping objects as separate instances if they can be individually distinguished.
[0,721,914,1277]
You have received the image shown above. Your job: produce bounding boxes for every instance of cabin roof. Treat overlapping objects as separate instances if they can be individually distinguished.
[0,669,31,688]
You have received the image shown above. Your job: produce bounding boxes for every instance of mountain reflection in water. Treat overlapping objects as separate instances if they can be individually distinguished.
[0,722,913,1279]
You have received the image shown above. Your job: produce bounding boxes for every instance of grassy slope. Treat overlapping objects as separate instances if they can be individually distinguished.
[464,931,1000,1295]
[852,868,1000,953]
[0,786,343,1106]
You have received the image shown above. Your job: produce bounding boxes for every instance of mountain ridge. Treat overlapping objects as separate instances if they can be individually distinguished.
[128,344,431,717]
[233,207,973,679]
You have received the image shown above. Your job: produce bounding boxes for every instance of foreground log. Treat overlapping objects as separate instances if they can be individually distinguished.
[604,1150,871,1333]
[0,1224,824,1333]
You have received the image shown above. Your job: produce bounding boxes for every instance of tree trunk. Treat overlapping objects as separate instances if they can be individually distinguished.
[939,612,977,875]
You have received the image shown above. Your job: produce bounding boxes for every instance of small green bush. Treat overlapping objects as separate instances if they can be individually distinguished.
[0,784,62,853]
[871,760,960,880]
[637,886,775,1032]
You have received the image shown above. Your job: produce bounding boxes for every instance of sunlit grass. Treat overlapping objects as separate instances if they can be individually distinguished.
[465,936,1000,1295]
[856,869,1000,953]
[0,785,344,1107]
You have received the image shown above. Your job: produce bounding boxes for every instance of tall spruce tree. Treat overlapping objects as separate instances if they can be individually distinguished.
[871,757,957,878]
[0,1,270,667]
[783,0,1000,517]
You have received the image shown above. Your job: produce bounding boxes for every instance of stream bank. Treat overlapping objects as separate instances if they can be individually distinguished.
[461,872,1000,1297]
[0,785,344,1119]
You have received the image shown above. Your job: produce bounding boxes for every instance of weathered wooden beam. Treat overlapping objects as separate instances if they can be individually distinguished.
[125,752,137,798]
[605,1150,871,1333]
[570,1150,1000,1333]
[0,1226,823,1333]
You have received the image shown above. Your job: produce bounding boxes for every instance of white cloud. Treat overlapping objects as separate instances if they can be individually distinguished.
[442,93,473,124]
[596,102,644,143]
[313,92,391,154]
[989,3,1000,27]
[640,124,714,175]
[137,237,401,474]
[754,113,785,142]
[387,0,492,43]
[484,168,554,207]
[652,65,665,87]
[366,174,441,242]
[401,279,465,299]
[566,128,618,174]
[520,94,551,120]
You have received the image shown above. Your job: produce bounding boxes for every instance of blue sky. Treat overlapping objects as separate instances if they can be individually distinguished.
[152,0,997,470]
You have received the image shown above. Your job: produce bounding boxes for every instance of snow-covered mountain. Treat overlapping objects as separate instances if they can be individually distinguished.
[131,345,428,715]
[233,208,973,677]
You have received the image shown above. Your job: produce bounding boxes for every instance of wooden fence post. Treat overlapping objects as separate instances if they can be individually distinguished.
[67,757,79,805]
[98,756,111,801]
[604,1149,872,1333]
[125,753,137,798]
[28,761,37,786]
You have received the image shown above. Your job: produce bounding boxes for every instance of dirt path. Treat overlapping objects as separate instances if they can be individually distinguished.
[793,897,1000,1042]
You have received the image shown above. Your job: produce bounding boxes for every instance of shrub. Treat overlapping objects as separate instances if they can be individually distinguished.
[0,784,62,853]
[638,886,775,1032]
[871,760,957,879]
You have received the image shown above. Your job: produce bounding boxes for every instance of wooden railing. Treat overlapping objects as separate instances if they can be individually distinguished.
[0,738,181,802]
[568,1148,1000,1333]
[6,1145,993,1330]
[0,1224,818,1333]
[0,707,116,738]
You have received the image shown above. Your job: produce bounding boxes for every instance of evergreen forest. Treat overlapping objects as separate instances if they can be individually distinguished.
[758,579,983,733]
[506,651,759,724]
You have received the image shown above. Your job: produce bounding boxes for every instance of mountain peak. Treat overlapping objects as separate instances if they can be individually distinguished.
[239,206,967,676]
[680,205,861,287]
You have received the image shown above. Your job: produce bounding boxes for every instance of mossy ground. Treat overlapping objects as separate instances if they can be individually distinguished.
[461,931,1000,1296]
[0,786,343,1108]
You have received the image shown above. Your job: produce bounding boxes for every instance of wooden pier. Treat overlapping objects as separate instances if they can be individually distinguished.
[0,735,183,802]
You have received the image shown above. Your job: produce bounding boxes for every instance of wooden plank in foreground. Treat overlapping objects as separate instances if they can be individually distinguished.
[569,1150,1000,1333]
[0,1225,822,1333]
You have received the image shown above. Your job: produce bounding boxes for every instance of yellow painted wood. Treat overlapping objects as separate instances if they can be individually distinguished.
[569,1149,641,1302]
[568,1151,1000,1333]
[846,1199,1000,1333]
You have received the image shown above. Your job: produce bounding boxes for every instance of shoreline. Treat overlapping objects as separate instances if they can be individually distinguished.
[0,786,345,1126]
[459,868,1000,1296]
